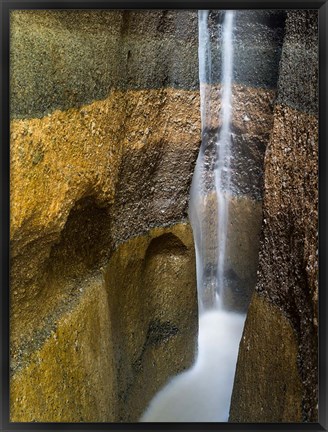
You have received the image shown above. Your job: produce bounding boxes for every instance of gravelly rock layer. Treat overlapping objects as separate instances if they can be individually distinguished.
[10,9,285,118]
[276,10,318,114]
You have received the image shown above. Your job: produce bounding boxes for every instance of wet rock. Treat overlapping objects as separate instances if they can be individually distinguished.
[190,192,262,312]
[204,10,285,88]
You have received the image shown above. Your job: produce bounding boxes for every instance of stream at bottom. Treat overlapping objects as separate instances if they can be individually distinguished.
[140,309,245,422]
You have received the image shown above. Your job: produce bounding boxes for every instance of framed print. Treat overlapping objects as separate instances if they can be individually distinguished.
[1,0,327,430]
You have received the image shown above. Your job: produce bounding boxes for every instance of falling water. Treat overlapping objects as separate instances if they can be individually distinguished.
[189,10,235,312]
[215,11,234,305]
[140,10,246,422]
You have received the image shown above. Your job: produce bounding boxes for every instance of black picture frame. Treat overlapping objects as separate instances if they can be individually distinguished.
[1,0,327,431]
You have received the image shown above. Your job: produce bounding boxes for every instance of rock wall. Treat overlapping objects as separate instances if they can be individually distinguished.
[10,10,201,422]
[104,225,197,421]
[10,10,285,422]
[230,10,318,422]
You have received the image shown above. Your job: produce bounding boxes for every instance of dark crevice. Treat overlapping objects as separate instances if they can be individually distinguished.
[46,195,113,282]
[145,233,188,261]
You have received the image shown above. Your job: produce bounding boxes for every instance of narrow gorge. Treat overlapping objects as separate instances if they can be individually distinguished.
[9,9,318,423]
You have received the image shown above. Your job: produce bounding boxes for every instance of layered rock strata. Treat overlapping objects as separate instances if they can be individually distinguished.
[10,9,285,422]
[10,87,200,422]
[230,10,319,422]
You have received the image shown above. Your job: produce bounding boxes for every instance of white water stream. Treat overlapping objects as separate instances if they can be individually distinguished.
[140,10,246,422]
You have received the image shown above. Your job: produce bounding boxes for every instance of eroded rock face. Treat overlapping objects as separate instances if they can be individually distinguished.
[230,10,318,422]
[10,9,285,422]
[10,274,116,422]
[10,89,200,356]
[10,90,200,423]
[231,293,303,422]
[11,225,197,422]
[104,225,198,421]
[9,10,202,422]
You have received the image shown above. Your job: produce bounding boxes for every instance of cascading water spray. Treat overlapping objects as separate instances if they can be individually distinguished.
[140,10,246,422]
[189,10,235,312]
[215,10,234,305]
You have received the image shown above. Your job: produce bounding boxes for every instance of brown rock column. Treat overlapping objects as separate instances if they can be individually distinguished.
[230,10,318,422]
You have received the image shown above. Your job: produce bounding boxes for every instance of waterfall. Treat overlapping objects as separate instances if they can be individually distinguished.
[140,10,246,422]
[215,10,234,306]
[189,10,235,312]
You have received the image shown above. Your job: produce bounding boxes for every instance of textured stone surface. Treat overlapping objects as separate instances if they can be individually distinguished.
[9,86,202,422]
[276,11,318,114]
[10,224,197,422]
[11,273,116,422]
[10,10,199,118]
[258,105,318,421]
[104,224,198,421]
[230,293,303,422]
[10,10,284,119]
[10,9,287,423]
[230,10,318,423]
